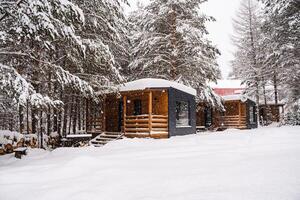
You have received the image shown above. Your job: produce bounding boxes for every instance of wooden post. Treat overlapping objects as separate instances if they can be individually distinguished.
[103,96,106,132]
[238,101,241,127]
[123,95,127,134]
[148,91,153,136]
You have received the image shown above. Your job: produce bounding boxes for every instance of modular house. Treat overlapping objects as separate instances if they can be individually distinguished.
[89,78,197,139]
[197,80,258,130]
[197,95,258,130]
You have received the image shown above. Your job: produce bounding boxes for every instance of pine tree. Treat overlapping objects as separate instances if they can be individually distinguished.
[261,0,300,103]
[230,0,264,125]
[128,0,222,105]
[260,0,300,124]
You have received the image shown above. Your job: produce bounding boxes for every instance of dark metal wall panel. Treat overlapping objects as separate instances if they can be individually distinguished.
[246,100,258,129]
[168,88,196,137]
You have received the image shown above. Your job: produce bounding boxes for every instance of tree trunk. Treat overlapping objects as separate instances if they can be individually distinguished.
[39,111,43,148]
[273,73,279,122]
[68,95,73,135]
[26,99,29,134]
[47,73,52,135]
[255,81,260,127]
[62,95,68,137]
[170,5,178,80]
[31,106,37,134]
[274,73,278,105]
[19,105,24,134]
[72,96,78,134]
[78,98,81,131]
[262,80,268,125]
[57,89,63,136]
[85,99,89,132]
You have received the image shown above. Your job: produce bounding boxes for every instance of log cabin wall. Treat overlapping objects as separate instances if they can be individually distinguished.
[105,94,121,132]
[125,91,149,116]
[122,90,169,139]
[152,90,168,115]
[86,100,104,135]
[222,101,247,129]
[196,104,206,127]
[259,104,283,123]
[122,90,168,116]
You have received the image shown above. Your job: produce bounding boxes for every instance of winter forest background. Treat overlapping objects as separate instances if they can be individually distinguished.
[0,0,299,140]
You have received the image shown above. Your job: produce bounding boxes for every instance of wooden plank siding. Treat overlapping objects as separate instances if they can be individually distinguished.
[197,100,248,130]
[122,90,169,139]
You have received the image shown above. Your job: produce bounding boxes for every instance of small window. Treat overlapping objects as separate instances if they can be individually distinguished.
[133,99,142,115]
[176,101,190,127]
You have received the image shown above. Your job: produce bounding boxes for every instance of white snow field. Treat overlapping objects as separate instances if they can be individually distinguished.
[1,126,300,200]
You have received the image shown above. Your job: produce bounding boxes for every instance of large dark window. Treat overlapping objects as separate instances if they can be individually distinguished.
[176,101,190,127]
[204,107,213,127]
[249,106,255,124]
[133,99,142,115]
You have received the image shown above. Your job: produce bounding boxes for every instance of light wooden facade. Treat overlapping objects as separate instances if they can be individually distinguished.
[259,104,284,123]
[121,89,169,138]
[87,79,197,138]
[197,99,257,130]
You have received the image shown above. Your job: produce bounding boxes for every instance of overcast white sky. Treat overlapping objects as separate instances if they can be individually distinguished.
[125,0,242,79]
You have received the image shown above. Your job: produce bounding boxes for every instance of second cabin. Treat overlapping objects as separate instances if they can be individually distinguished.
[197,95,258,130]
[91,78,197,139]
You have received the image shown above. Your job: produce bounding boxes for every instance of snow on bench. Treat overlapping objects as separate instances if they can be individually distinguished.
[14,147,27,159]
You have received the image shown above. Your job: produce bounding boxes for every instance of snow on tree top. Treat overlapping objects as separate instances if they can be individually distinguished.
[210,80,245,89]
[119,78,197,96]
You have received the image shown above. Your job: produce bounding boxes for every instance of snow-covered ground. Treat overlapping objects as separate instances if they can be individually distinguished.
[1,126,300,200]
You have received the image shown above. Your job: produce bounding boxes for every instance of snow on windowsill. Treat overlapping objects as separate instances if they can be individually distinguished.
[176,125,192,128]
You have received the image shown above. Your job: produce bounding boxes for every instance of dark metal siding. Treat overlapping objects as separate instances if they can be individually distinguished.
[168,87,196,137]
[246,100,258,129]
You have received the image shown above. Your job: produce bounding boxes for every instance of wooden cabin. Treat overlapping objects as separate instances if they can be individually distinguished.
[220,95,258,129]
[88,79,197,139]
[259,103,285,124]
[197,95,258,130]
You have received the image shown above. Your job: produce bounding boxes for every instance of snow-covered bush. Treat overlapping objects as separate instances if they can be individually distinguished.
[283,101,300,126]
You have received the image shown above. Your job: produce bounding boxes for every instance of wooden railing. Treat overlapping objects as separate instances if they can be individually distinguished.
[124,114,168,136]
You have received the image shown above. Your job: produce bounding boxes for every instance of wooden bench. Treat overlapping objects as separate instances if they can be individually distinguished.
[14,147,27,159]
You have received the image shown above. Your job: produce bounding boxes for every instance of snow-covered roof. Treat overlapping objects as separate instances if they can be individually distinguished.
[119,78,196,96]
[222,94,254,102]
[210,80,245,89]
[259,100,286,106]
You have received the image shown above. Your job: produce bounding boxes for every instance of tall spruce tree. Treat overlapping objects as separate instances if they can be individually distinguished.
[0,0,130,136]
[260,0,300,124]
[261,0,300,103]
[128,0,222,105]
[230,0,264,125]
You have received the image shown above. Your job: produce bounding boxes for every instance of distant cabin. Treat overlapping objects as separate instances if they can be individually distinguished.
[197,80,258,130]
[259,101,285,123]
[88,78,196,139]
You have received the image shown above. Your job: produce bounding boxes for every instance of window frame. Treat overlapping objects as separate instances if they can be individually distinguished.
[175,100,191,127]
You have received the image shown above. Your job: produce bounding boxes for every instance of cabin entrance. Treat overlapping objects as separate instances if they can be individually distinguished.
[121,90,169,138]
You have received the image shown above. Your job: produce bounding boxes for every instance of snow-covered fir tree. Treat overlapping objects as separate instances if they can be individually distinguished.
[0,0,129,137]
[260,0,300,109]
[128,0,222,105]
[230,0,265,124]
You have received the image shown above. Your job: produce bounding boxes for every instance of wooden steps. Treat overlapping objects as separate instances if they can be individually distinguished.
[90,132,123,147]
